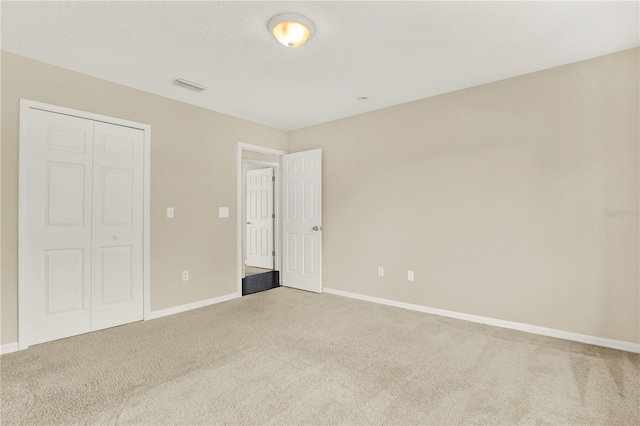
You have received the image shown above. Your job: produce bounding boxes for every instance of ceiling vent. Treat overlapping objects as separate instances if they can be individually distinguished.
[172,77,207,93]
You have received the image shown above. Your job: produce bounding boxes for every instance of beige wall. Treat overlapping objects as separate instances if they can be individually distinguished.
[1,51,288,345]
[289,48,640,344]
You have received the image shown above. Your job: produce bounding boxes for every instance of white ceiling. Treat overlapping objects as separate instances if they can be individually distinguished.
[2,1,638,131]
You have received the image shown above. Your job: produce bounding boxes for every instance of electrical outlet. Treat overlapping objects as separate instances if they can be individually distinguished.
[378,266,384,277]
[182,270,189,282]
[167,207,174,219]
[408,270,414,281]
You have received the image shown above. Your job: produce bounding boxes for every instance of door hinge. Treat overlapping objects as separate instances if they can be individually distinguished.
[272,251,276,256]
[272,213,276,219]
[272,176,275,182]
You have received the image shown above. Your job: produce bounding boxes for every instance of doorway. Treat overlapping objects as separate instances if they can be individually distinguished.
[243,159,279,295]
[236,143,324,297]
[237,143,285,296]
[245,165,274,270]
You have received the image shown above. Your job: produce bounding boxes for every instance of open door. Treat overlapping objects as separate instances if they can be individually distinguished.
[246,168,274,269]
[281,149,322,293]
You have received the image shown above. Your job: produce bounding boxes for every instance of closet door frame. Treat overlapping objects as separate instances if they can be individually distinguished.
[18,99,152,351]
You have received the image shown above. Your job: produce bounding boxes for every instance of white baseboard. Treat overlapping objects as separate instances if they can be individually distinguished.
[1,294,239,355]
[323,288,640,354]
[1,342,19,355]
[149,292,239,320]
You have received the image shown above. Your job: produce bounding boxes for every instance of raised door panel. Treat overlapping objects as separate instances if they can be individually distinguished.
[43,249,85,314]
[45,126,87,153]
[100,246,133,305]
[102,168,134,225]
[45,162,86,226]
[286,233,298,273]
[102,134,135,160]
[286,181,298,221]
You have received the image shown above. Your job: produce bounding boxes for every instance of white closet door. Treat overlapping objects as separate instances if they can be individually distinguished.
[27,109,94,345]
[91,122,144,331]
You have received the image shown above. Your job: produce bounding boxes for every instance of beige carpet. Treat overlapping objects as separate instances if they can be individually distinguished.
[1,287,638,425]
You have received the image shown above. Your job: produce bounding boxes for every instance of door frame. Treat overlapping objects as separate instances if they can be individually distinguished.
[236,142,287,296]
[17,99,152,351]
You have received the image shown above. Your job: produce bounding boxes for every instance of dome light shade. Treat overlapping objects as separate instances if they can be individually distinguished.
[268,14,314,48]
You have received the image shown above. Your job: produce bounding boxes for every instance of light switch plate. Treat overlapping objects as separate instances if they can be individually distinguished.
[167,207,174,219]
[219,207,229,218]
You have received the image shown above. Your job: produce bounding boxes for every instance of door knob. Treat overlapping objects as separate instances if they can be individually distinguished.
[312,226,322,231]
[247,222,253,225]
[113,235,119,240]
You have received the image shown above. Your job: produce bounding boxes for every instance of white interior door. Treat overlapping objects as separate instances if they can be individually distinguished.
[246,168,274,269]
[24,108,144,346]
[281,149,322,293]
[27,109,94,345]
[91,122,144,331]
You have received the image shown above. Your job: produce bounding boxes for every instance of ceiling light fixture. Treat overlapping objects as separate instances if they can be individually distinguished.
[268,13,315,48]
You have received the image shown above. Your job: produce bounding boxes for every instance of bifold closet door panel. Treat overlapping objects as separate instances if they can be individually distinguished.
[27,109,94,345]
[91,121,145,331]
